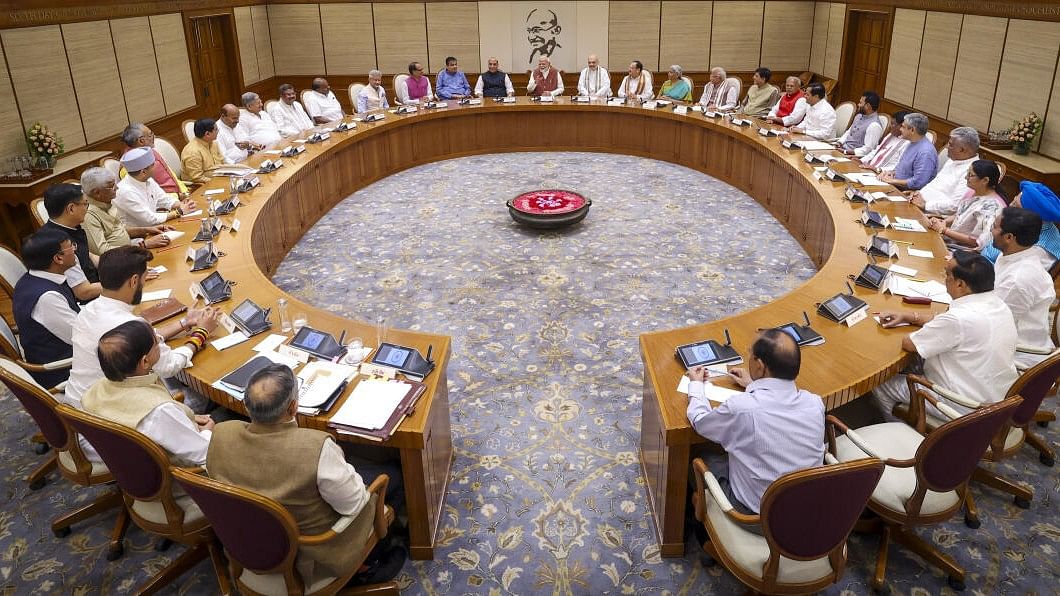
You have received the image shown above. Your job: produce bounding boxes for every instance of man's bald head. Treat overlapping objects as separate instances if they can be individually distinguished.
[244,364,298,424]
[97,320,156,382]
[752,329,801,380]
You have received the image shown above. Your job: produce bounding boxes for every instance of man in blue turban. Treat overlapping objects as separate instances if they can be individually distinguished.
[981,181,1060,267]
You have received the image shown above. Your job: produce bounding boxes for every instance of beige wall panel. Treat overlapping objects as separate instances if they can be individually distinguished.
[234,6,259,85]
[111,17,166,125]
[608,1,661,73]
[710,1,762,72]
[268,4,325,75]
[0,49,27,163]
[321,4,377,75]
[659,2,712,72]
[1039,54,1060,159]
[911,11,961,119]
[883,8,925,106]
[576,1,609,72]
[809,2,829,73]
[252,6,275,80]
[478,2,512,71]
[947,15,1006,131]
[761,1,813,71]
[150,14,196,114]
[61,21,128,144]
[990,19,1060,148]
[822,2,845,79]
[2,25,86,150]
[374,3,428,75]
[426,2,479,74]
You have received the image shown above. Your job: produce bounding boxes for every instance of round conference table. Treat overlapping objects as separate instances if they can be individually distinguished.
[143,97,949,560]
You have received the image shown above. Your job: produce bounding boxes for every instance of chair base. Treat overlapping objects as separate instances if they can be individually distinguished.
[873,524,965,592]
[133,538,231,596]
[339,582,400,595]
[51,488,125,540]
[28,453,57,490]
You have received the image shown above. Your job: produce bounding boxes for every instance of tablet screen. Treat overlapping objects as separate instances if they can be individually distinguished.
[872,237,891,253]
[777,324,802,342]
[233,300,259,321]
[828,295,853,314]
[300,330,326,350]
[201,273,223,291]
[681,342,716,365]
[863,266,884,284]
[378,345,411,367]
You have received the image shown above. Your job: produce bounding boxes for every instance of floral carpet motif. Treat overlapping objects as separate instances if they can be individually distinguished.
[0,152,1056,594]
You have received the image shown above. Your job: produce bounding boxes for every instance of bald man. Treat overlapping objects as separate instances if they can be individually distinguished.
[577,54,612,98]
[527,56,563,98]
[304,77,345,124]
[215,104,261,164]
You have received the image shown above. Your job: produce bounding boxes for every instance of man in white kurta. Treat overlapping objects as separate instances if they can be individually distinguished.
[240,92,282,148]
[699,67,739,111]
[216,104,254,164]
[789,83,836,140]
[617,61,653,101]
[577,54,611,98]
[356,70,390,113]
[304,78,344,124]
[992,207,1056,368]
[909,126,980,215]
[767,77,808,127]
[268,84,314,137]
[113,148,189,227]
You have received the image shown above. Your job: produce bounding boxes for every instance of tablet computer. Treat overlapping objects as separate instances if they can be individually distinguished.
[290,326,346,360]
[868,235,897,258]
[818,293,868,322]
[774,322,823,346]
[369,342,436,379]
[229,298,271,337]
[854,263,889,289]
[675,339,740,369]
[198,271,231,304]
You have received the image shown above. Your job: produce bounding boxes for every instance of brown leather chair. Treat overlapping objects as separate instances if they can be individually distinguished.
[57,404,231,594]
[829,395,1023,591]
[692,457,884,594]
[172,468,399,595]
[0,358,127,558]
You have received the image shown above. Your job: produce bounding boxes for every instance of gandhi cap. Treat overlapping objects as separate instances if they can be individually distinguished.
[120,146,155,172]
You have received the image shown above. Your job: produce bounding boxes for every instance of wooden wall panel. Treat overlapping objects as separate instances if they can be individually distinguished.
[761,1,813,71]
[912,11,962,119]
[321,3,378,75]
[1,25,86,149]
[989,19,1060,148]
[426,2,479,74]
[61,21,128,144]
[234,6,260,85]
[111,17,166,125]
[608,1,661,73]
[659,1,712,72]
[268,4,326,75]
[1040,54,1060,159]
[883,8,924,106]
[374,3,428,75]
[252,6,275,81]
[0,49,26,163]
[710,1,763,71]
[822,2,845,79]
[809,2,829,73]
[947,15,1007,131]
[150,13,196,114]
[575,1,609,73]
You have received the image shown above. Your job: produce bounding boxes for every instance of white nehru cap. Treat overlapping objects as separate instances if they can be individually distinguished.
[120,146,155,171]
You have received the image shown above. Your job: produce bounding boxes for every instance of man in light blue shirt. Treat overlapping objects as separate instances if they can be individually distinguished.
[880,111,937,190]
[436,56,471,100]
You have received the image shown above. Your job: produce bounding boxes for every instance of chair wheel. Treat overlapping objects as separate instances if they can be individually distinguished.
[964,515,980,529]
[155,538,173,551]
[1014,496,1031,509]
[52,526,71,538]
[106,544,124,561]
[1040,453,1055,467]
[1036,420,1049,428]
[947,576,965,591]
[29,477,47,491]
[33,443,50,455]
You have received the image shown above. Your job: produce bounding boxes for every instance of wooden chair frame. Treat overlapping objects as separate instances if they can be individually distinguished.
[0,315,71,394]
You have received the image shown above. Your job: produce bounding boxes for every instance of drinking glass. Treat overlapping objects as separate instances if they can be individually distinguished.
[293,311,308,332]
[376,316,388,347]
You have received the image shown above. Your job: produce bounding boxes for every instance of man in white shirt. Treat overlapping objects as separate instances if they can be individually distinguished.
[216,104,261,164]
[992,207,1056,368]
[84,320,213,466]
[114,148,195,228]
[577,54,611,98]
[875,250,1018,421]
[527,56,563,98]
[617,60,652,101]
[787,82,836,140]
[356,70,390,113]
[304,77,344,124]
[398,62,434,105]
[858,111,910,173]
[698,67,739,111]
[766,76,808,127]
[268,83,314,137]
[239,92,282,148]
[837,91,883,156]
[909,126,980,215]
[474,57,515,98]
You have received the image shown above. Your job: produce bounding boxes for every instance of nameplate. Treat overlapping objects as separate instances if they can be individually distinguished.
[642,101,658,109]
[731,118,751,126]
[690,105,704,112]
[364,114,385,122]
[572,96,590,103]
[703,111,720,118]
[538,95,554,102]
[188,282,201,301]
[607,99,625,106]
[501,97,516,104]
[360,362,397,379]
[468,98,482,105]
[844,307,869,327]
[781,139,795,149]
[186,247,197,261]
[674,106,688,115]
[278,343,310,364]
[218,312,237,334]
[231,218,241,233]
[825,168,845,182]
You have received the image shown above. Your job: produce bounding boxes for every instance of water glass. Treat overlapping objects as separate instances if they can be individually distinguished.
[376,316,388,347]
[293,311,308,332]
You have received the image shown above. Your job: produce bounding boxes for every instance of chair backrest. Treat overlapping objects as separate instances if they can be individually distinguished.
[264,99,278,114]
[30,198,48,227]
[1006,351,1060,425]
[925,129,938,147]
[0,314,22,359]
[877,113,889,132]
[996,161,1006,181]
[300,90,312,109]
[798,71,812,87]
[0,357,72,451]
[725,77,741,101]
[762,459,884,562]
[154,137,182,179]
[100,158,122,180]
[937,146,950,169]
[393,74,409,104]
[349,83,366,111]
[181,119,196,144]
[833,101,856,138]
[0,243,26,298]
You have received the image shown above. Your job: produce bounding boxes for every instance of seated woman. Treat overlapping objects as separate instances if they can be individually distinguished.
[925,160,1007,249]
[658,65,692,102]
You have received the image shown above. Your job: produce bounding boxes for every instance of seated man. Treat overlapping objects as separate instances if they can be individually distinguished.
[399,62,434,104]
[304,78,345,124]
[982,182,1060,266]
[356,70,390,113]
[698,67,738,111]
[879,112,937,191]
[121,123,188,196]
[216,104,261,164]
[787,82,835,139]
[875,250,1017,421]
[837,91,883,156]
[208,364,405,585]
[436,56,472,100]
[240,92,282,148]
[12,229,81,388]
[858,110,910,173]
[114,147,195,228]
[577,54,611,98]
[738,67,779,118]
[81,168,171,255]
[268,84,314,137]
[909,126,980,215]
[42,183,100,291]
[659,65,692,101]
[992,207,1056,368]
[475,57,515,98]
[527,56,563,98]
[766,76,807,126]
[686,329,825,518]
[180,118,226,184]
[617,60,652,101]
[84,320,213,466]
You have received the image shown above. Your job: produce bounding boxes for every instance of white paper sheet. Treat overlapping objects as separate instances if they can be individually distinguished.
[252,333,288,353]
[211,331,249,351]
[907,248,935,258]
[330,379,409,429]
[161,230,184,241]
[887,264,918,277]
[140,289,171,302]
[892,217,928,232]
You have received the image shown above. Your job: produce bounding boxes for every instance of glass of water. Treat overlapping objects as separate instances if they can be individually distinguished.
[376,316,388,347]
[293,311,308,332]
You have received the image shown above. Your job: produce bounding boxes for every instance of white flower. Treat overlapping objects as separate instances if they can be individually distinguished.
[619,500,636,513]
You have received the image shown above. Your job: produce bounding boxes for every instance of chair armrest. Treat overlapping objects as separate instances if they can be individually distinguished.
[824,453,839,465]
[172,391,185,404]
[691,458,759,526]
[907,374,979,411]
[299,520,350,546]
[17,357,72,373]
[49,380,67,394]
[367,474,391,539]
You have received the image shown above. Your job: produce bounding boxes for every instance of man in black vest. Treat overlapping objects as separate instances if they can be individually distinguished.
[474,57,515,98]
[41,183,101,300]
[12,228,81,388]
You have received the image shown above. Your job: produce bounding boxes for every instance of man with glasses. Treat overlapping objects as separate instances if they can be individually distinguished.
[436,56,471,100]
[398,62,434,105]
[41,183,101,293]
[120,123,188,196]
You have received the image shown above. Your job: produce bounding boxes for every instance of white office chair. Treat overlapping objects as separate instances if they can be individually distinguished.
[833,101,856,139]
[154,137,182,180]
[0,316,72,392]
[100,158,121,180]
[30,198,49,228]
[349,84,366,113]
[878,114,889,132]
[0,244,25,300]
[264,100,278,114]
[393,74,409,105]
[937,146,950,170]
[926,130,938,147]
[300,90,313,110]
[181,119,196,144]
[724,77,742,107]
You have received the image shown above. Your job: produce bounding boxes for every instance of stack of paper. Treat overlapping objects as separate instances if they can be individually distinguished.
[892,217,928,232]
[885,277,952,304]
[330,379,410,430]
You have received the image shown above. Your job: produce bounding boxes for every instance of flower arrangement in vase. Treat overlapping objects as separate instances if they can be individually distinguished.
[1008,113,1043,156]
[25,122,64,169]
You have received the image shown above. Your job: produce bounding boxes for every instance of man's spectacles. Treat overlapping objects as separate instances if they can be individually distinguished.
[59,242,77,254]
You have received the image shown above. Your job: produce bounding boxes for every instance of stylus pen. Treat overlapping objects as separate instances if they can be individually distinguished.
[337,330,346,345]
[426,344,433,362]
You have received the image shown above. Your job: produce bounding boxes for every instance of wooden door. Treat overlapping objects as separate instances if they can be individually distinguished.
[841,11,889,102]
[189,15,236,116]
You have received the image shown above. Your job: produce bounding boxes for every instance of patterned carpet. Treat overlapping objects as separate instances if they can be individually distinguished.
[1,152,1057,594]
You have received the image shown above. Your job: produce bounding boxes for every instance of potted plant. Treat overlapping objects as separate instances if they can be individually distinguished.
[1008,113,1043,156]
[25,122,64,169]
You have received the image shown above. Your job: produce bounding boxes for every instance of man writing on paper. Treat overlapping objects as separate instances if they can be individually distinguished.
[180,119,226,184]
[686,329,825,524]
[114,148,196,228]
[268,84,314,137]
[577,54,611,99]
[528,56,563,98]
[356,70,390,113]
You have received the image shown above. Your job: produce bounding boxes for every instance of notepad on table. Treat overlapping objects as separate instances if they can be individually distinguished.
[330,378,410,430]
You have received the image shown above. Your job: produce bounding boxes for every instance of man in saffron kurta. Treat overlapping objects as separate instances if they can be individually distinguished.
[528,56,563,98]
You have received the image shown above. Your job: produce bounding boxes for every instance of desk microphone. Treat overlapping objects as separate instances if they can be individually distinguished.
[426,344,433,363]
[723,328,733,346]
[802,311,812,327]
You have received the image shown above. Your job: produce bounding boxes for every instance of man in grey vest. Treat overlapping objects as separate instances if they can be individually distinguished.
[838,91,883,157]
